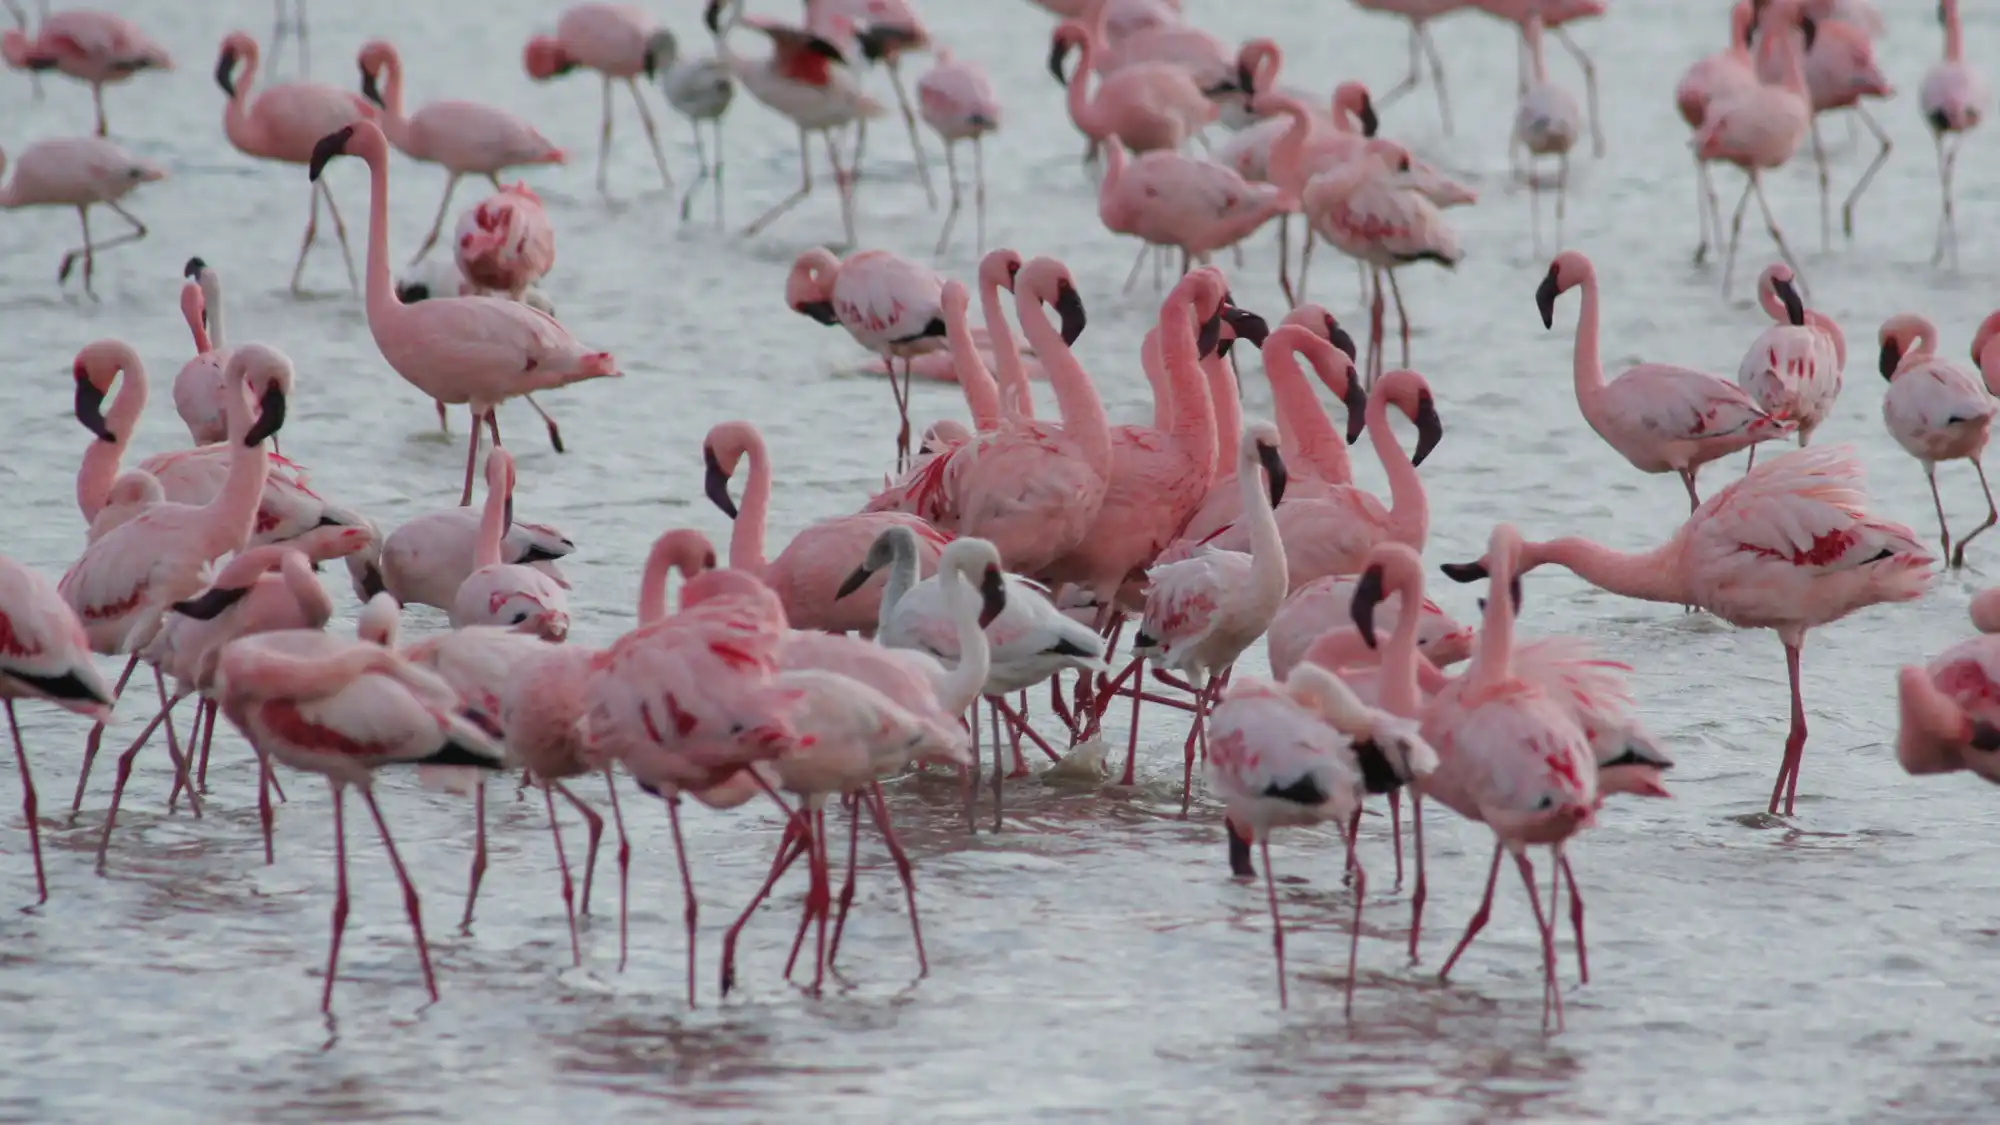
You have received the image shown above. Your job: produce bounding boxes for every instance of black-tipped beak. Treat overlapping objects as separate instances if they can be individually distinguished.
[1800,13,1816,50]
[308,126,354,182]
[214,47,237,97]
[173,584,250,620]
[74,374,114,442]
[703,0,724,34]
[183,256,206,280]
[1358,95,1379,138]
[1341,374,1369,445]
[1509,575,1524,614]
[1879,338,1901,380]
[1327,318,1358,363]
[1535,266,1560,329]
[834,563,874,600]
[244,384,286,446]
[1440,560,1487,583]
[1773,275,1805,326]
[359,63,383,107]
[1055,281,1087,346]
[1221,306,1268,348]
[793,298,839,326]
[702,446,738,519]
[1411,390,1443,467]
[1225,816,1256,877]
[1972,720,2000,752]
[1237,62,1255,96]
[1256,440,1288,508]
[358,561,387,601]
[1047,38,1073,84]
[978,565,1007,628]
[805,34,846,63]
[1196,304,1225,359]
[1350,563,1386,649]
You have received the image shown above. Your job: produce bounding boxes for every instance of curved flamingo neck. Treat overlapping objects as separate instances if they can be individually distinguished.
[1269,98,1316,192]
[1065,37,1106,139]
[1380,568,1424,717]
[356,137,405,345]
[222,44,261,148]
[373,51,414,151]
[934,551,991,713]
[1160,299,1215,461]
[1140,329,1173,432]
[1467,548,1517,692]
[280,551,335,625]
[731,432,774,574]
[1096,133,1127,219]
[199,270,227,350]
[1806,311,1846,368]
[182,284,212,353]
[77,354,148,521]
[1265,337,1348,483]
[637,540,677,625]
[204,366,271,558]
[1238,439,1288,610]
[874,532,920,633]
[1201,349,1241,475]
[474,462,509,569]
[1367,384,1430,549]
[945,293,1002,429]
[1569,266,1608,415]
[1015,282,1112,479]
[1532,536,1690,606]
[979,276,1032,421]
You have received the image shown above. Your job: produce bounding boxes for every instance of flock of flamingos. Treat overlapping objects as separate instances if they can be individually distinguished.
[1,0,1997,1034]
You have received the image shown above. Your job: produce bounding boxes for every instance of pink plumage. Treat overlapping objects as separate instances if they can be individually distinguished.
[455,183,557,299]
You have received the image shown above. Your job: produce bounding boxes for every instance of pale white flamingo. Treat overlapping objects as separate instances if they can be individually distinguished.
[1880,313,1999,569]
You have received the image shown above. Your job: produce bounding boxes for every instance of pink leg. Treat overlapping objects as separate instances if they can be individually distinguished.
[1769,640,1808,816]
[155,668,199,819]
[988,701,1005,833]
[784,813,821,982]
[321,783,350,1013]
[1387,789,1404,889]
[458,778,488,932]
[1512,850,1563,1032]
[1680,469,1701,514]
[964,698,983,832]
[1409,794,1427,963]
[667,795,700,1007]
[1180,674,1218,815]
[555,781,604,916]
[826,793,864,970]
[360,785,440,1004]
[602,769,632,971]
[1261,837,1288,1008]
[71,654,139,817]
[460,408,485,507]
[7,702,47,905]
[195,699,218,793]
[256,748,277,865]
[721,813,809,997]
[543,782,581,967]
[1344,806,1362,885]
[995,698,1062,764]
[1343,827,1367,1020]
[94,699,181,874]
[809,809,833,995]
[1438,841,1503,982]
[1559,850,1588,985]
[866,781,928,977]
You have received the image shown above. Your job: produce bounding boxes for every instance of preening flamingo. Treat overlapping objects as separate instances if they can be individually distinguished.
[1919,0,1988,268]
[1879,313,1998,569]
[1267,572,1474,681]
[0,135,165,299]
[356,38,566,264]
[451,449,571,639]
[786,247,947,470]
[522,2,676,195]
[215,30,377,295]
[306,119,620,507]
[1443,444,1933,817]
[1,2,170,136]
[1738,262,1844,459]
[174,258,234,447]
[1896,598,2000,786]
[455,183,558,304]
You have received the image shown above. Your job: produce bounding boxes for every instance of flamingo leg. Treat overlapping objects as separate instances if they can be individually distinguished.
[679,118,710,222]
[1297,228,1315,304]
[826,128,858,248]
[867,781,927,977]
[720,811,807,996]
[554,781,603,914]
[59,201,147,300]
[7,701,47,905]
[1748,170,1806,299]
[1343,826,1366,1020]
[1438,841,1503,982]
[1386,268,1412,370]
[1419,23,1454,137]
[1388,787,1404,889]
[1277,214,1295,308]
[1809,116,1830,251]
[194,698,218,793]
[972,134,987,256]
[1512,850,1562,1033]
[1952,460,1999,569]
[256,746,277,865]
[1691,155,1723,265]
[885,58,936,208]
[1260,837,1288,1008]
[93,695,184,873]
[934,139,961,257]
[1559,850,1588,985]
[408,172,464,266]
[320,182,359,293]
[991,701,1005,832]
[1933,131,1964,268]
[153,667,198,819]
[321,782,350,1013]
[519,393,565,454]
[543,782,581,967]
[1374,22,1425,113]
[1720,174,1754,298]
[1841,105,1893,239]
[994,698,1061,763]
[458,778,487,932]
[72,653,139,817]
[826,793,863,970]
[744,127,813,237]
[602,769,632,969]
[360,785,440,1004]
[595,75,615,195]
[1679,468,1702,514]
[1409,793,1427,963]
[624,77,674,193]
[435,399,451,433]
[1550,26,1600,157]
[1926,463,1954,564]
[459,406,485,506]
[667,795,700,1006]
[1770,639,1809,817]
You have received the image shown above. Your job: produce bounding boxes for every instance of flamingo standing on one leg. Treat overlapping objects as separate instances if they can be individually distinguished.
[1441,445,1933,817]
[522,3,676,196]
[0,135,164,299]
[918,46,1000,256]
[787,248,946,470]
[356,38,565,264]
[307,120,620,507]
[1,2,171,136]
[1920,0,1988,269]
[1879,313,1999,570]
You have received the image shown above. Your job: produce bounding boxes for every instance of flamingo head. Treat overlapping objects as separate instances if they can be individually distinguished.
[976,248,1024,295]
[213,31,260,97]
[1758,263,1806,326]
[643,29,679,80]
[226,343,294,447]
[1047,22,1090,85]
[1376,369,1444,467]
[356,39,397,106]
[1878,313,1936,381]
[1246,422,1288,508]
[308,121,388,181]
[1330,81,1378,137]
[1971,312,2000,378]
[522,35,575,81]
[1535,250,1593,329]
[785,248,841,324]
[701,421,760,520]
[1220,305,1269,359]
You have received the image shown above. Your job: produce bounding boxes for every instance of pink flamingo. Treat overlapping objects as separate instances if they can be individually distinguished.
[1739,262,1844,461]
[1205,663,1378,1011]
[215,30,377,295]
[452,449,570,639]
[1513,13,1584,251]
[1537,249,1794,512]
[787,247,947,469]
[356,38,565,263]
[0,134,164,299]
[214,628,506,1012]
[1352,0,1471,136]
[1049,18,1219,161]
[1,1,170,136]
[1086,2,1233,98]
[1920,0,1988,268]
[1896,591,2000,785]
[523,3,675,195]
[1693,0,1812,295]
[917,45,1000,256]
[309,120,620,506]
[1880,313,1998,569]
[449,183,567,453]
[1269,573,1473,681]
[1299,138,1461,385]
[1416,524,1599,1031]
[174,258,233,447]
[0,552,114,904]
[1676,1,1760,264]
[804,0,939,208]
[63,344,286,868]
[1443,445,1933,816]
[702,419,948,633]
[1248,85,1380,305]
[1755,1,1892,246]
[1134,421,1288,810]
[1096,140,1291,290]
[347,506,572,611]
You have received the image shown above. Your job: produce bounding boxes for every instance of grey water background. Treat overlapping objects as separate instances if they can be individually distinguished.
[4,1,2000,1121]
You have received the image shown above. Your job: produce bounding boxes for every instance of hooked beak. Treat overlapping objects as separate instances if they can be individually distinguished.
[172,584,251,620]
[792,298,839,326]
[1879,338,1901,380]
[703,0,725,34]
[308,125,355,182]
[1773,275,1805,326]
[1358,95,1379,138]
[74,373,114,442]
[1047,38,1073,84]
[1411,390,1443,467]
[1237,62,1255,97]
[1440,560,1487,583]
[1221,306,1268,348]
[702,446,739,519]
[1341,372,1368,445]
[1326,316,1358,364]
[1350,563,1387,649]
[1054,280,1087,347]
[1535,265,1561,329]
[359,63,384,107]
[183,256,206,280]
[1196,303,1225,358]
[214,47,238,97]
[978,565,1007,628]
[244,383,287,446]
[1255,440,1288,508]
[357,561,388,601]
[834,563,875,600]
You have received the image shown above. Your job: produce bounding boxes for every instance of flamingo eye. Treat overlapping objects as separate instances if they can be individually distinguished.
[1398,157,1411,172]
[511,612,530,624]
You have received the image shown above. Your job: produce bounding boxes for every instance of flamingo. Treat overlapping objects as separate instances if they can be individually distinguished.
[269,0,307,75]
[213,629,507,1013]
[786,247,947,469]
[1267,573,1474,681]
[214,30,377,295]
[1132,421,1289,810]
[0,135,165,299]
[0,1,170,136]
[1095,140,1291,290]
[1442,444,1933,817]
[1472,0,1607,155]
[452,449,571,640]
[1512,13,1583,251]
[1676,1,1759,265]
[307,120,620,507]
[356,38,566,264]
[653,33,735,223]
[174,258,233,447]
[346,506,573,611]
[804,0,939,209]
[1896,597,2000,786]
[0,553,114,905]
[1537,249,1794,512]
[701,418,947,633]
[1738,262,1845,460]
[1351,0,1470,136]
[1048,18,1220,161]
[1754,0,1892,246]
[1919,0,1988,268]
[1694,0,1813,295]
[1244,85,1378,305]
[522,3,675,195]
[1879,313,1999,570]
[917,46,1000,256]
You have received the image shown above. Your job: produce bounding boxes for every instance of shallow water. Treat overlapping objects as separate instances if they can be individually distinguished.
[4,1,2000,1122]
